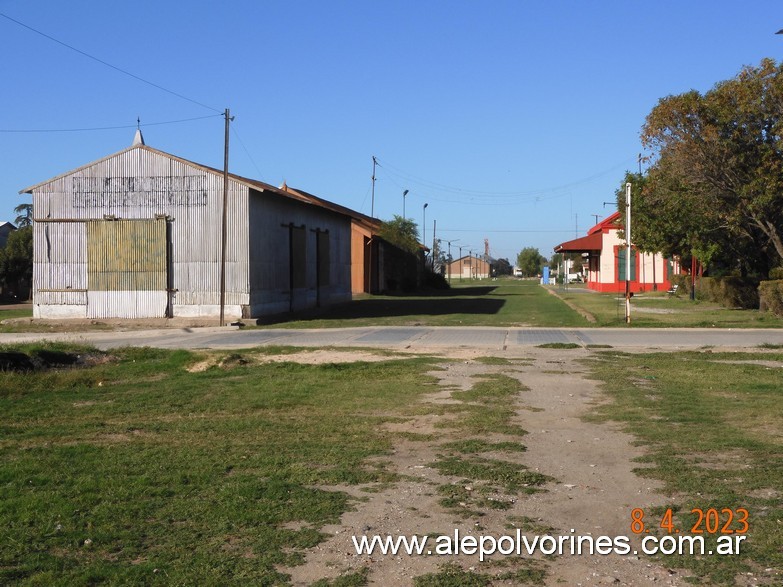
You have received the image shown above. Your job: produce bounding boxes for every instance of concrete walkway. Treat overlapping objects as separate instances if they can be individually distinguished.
[2,325,782,351]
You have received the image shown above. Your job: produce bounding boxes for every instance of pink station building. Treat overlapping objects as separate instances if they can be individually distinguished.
[554,212,679,294]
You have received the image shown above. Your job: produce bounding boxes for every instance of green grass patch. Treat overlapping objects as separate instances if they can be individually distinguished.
[414,563,492,587]
[536,342,580,349]
[413,561,545,586]
[553,287,783,328]
[588,350,783,584]
[310,568,369,587]
[444,374,530,437]
[440,439,526,454]
[432,456,548,494]
[473,356,513,365]
[0,345,441,585]
[258,279,588,329]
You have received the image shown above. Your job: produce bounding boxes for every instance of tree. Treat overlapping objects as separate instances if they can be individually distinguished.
[639,58,783,277]
[0,225,33,299]
[516,247,544,277]
[13,203,33,228]
[378,215,421,254]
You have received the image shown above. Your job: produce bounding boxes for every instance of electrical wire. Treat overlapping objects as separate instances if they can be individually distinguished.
[377,167,572,206]
[375,156,636,201]
[0,11,222,113]
[0,114,222,133]
[231,126,264,179]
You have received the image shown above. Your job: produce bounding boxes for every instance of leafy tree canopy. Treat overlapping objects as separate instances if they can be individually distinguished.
[516,247,545,277]
[378,215,421,255]
[639,58,783,277]
[14,203,33,228]
[0,225,33,292]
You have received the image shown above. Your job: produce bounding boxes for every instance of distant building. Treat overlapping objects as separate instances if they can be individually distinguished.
[554,212,678,293]
[444,255,493,280]
[0,221,15,249]
[21,135,357,320]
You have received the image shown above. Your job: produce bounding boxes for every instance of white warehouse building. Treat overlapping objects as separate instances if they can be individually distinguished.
[21,134,354,320]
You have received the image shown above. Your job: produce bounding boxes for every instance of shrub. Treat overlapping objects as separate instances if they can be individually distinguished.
[423,270,450,290]
[670,274,691,295]
[769,267,783,280]
[758,280,783,315]
[697,276,759,309]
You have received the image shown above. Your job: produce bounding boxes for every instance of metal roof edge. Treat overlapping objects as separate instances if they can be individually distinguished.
[19,143,371,223]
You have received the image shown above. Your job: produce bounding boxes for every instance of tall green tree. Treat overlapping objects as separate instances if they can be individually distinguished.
[13,203,33,228]
[378,215,421,254]
[516,247,544,277]
[639,58,783,276]
[0,226,33,298]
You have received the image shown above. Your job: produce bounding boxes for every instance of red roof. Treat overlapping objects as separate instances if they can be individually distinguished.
[588,211,621,235]
[554,231,603,253]
[554,211,620,252]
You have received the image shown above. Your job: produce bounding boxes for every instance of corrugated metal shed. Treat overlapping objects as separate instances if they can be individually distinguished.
[22,142,356,320]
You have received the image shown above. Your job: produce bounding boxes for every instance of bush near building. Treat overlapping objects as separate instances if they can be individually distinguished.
[759,280,783,316]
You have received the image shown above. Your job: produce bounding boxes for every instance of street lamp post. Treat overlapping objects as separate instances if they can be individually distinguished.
[402,189,409,218]
[422,203,428,249]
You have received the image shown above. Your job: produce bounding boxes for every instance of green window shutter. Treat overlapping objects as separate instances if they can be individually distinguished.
[618,247,637,281]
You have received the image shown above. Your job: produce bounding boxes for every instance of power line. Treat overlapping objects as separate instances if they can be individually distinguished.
[376,156,636,200]
[231,126,264,179]
[378,167,573,206]
[438,228,579,233]
[0,11,221,113]
[0,114,222,133]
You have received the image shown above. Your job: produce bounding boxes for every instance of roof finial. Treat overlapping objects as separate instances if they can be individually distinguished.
[132,117,145,146]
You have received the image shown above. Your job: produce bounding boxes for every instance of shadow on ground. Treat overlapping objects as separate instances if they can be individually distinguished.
[256,287,504,325]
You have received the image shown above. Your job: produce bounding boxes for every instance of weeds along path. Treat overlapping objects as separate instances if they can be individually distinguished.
[282,348,688,586]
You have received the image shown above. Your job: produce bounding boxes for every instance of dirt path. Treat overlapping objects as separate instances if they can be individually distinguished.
[281,347,689,586]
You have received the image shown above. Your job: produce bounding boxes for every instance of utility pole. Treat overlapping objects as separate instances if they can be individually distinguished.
[371,156,377,218]
[219,108,234,327]
[443,239,459,283]
[432,219,437,271]
[625,182,632,324]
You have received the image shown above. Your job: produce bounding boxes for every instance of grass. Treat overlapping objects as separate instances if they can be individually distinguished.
[5,279,783,332]
[0,344,442,585]
[587,350,783,585]
[426,373,550,521]
[258,279,588,329]
[552,285,783,328]
[536,342,580,349]
[413,562,545,586]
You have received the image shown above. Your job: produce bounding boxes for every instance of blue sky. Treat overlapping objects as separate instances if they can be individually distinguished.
[2,1,781,263]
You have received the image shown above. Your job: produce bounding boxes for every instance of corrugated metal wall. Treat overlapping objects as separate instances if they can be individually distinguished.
[246,190,352,316]
[31,146,250,318]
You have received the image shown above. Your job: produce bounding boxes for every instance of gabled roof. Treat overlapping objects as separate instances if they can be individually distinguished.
[588,211,621,235]
[554,231,603,253]
[554,211,621,253]
[20,143,366,223]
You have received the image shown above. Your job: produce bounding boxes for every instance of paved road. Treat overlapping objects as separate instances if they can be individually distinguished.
[2,326,782,351]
